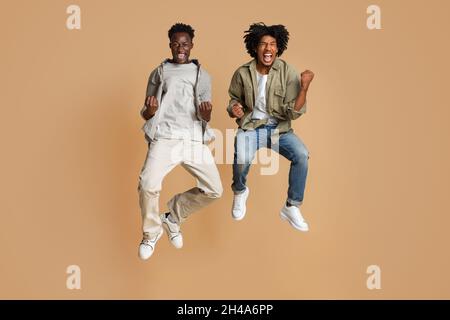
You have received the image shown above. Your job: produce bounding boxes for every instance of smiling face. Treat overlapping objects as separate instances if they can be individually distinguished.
[169,32,193,64]
[255,35,278,68]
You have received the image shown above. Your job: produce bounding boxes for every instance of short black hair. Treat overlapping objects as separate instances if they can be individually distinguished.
[243,23,289,58]
[168,23,195,41]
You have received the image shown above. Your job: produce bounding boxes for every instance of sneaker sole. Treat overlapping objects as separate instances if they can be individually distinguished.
[280,210,309,232]
[232,210,246,221]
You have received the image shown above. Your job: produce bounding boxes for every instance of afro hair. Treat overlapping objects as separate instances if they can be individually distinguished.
[243,22,289,58]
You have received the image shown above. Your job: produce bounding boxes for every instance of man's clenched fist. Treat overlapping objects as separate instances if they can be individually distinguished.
[300,70,314,91]
[231,102,245,119]
[145,96,158,117]
[199,101,213,122]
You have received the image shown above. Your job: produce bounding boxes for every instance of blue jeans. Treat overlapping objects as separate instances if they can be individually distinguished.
[232,125,309,206]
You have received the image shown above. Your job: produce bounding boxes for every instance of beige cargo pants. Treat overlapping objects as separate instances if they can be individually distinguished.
[138,138,223,237]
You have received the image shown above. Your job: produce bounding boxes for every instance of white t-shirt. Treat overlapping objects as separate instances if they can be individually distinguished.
[251,71,278,125]
[155,62,203,141]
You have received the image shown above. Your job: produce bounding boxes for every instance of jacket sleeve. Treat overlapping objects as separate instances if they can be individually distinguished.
[284,66,307,121]
[140,68,160,120]
[227,69,245,117]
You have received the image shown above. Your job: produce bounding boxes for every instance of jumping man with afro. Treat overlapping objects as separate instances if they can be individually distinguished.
[228,23,315,231]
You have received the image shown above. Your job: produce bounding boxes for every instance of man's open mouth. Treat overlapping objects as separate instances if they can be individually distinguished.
[263,53,273,63]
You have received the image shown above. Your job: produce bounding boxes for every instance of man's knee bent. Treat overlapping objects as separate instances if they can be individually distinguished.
[292,148,309,164]
[200,184,223,199]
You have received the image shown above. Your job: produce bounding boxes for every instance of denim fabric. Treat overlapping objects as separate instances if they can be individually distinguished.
[232,125,309,206]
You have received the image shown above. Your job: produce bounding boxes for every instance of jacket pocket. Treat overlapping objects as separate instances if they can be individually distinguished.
[273,87,286,105]
[271,87,287,119]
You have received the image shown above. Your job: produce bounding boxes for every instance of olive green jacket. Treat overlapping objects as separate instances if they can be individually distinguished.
[227,58,306,132]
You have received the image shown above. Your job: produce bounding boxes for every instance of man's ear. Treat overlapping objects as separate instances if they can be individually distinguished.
[191,42,194,49]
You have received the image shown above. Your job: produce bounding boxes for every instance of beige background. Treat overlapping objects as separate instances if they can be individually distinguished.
[1,0,450,299]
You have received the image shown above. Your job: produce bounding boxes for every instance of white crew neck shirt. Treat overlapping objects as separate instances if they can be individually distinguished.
[251,71,278,125]
[155,62,203,141]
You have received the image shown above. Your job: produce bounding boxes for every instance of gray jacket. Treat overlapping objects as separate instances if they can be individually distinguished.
[140,59,215,144]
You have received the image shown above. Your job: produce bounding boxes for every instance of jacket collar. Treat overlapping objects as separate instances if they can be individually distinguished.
[245,58,282,72]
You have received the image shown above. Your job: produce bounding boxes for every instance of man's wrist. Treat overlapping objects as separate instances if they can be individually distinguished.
[144,108,155,118]
[202,112,211,122]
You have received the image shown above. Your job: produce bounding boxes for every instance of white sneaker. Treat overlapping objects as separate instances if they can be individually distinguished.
[280,205,309,232]
[160,213,183,249]
[232,187,250,221]
[138,230,163,260]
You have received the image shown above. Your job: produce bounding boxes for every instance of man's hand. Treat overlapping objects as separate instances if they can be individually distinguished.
[145,96,158,117]
[300,70,315,91]
[231,102,245,119]
[199,101,213,122]
[293,70,315,112]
